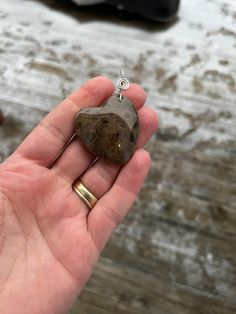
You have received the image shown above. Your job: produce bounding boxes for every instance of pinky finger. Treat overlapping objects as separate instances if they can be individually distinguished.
[87,148,151,252]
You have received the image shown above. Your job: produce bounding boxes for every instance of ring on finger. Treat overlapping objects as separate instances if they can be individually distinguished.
[72,179,98,209]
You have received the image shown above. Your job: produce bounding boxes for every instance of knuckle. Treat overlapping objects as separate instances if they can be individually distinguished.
[39,119,67,143]
[102,203,124,227]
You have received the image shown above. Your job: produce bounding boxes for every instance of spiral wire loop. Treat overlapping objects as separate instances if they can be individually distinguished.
[117,70,130,101]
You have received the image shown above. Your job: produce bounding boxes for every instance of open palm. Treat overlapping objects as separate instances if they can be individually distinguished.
[0,77,157,314]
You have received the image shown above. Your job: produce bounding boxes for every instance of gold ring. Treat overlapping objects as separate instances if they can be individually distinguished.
[72,180,97,209]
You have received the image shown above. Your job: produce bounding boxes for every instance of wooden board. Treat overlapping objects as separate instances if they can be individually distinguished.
[0,0,236,313]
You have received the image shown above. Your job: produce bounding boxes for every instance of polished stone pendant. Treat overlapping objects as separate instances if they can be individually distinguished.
[47,72,139,169]
[75,94,139,164]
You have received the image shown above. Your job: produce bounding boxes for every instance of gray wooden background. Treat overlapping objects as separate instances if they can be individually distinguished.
[0,0,236,313]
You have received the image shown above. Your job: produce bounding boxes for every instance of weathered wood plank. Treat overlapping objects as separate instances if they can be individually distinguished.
[0,0,236,313]
[0,100,46,161]
[72,258,236,314]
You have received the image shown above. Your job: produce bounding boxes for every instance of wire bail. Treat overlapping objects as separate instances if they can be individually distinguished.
[117,70,130,101]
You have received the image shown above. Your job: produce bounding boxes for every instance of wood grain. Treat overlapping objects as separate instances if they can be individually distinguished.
[0,0,236,313]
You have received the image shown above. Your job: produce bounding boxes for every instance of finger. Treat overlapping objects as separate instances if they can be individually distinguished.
[52,84,148,179]
[16,77,114,167]
[87,149,151,252]
[123,83,147,109]
[136,107,158,150]
[68,107,157,201]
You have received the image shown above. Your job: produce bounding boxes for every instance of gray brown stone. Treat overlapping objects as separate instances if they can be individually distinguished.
[74,95,139,164]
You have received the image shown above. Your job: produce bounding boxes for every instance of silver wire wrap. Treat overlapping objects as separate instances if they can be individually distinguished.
[117,70,130,101]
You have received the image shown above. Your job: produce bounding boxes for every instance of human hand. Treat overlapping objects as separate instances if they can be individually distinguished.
[0,77,158,314]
